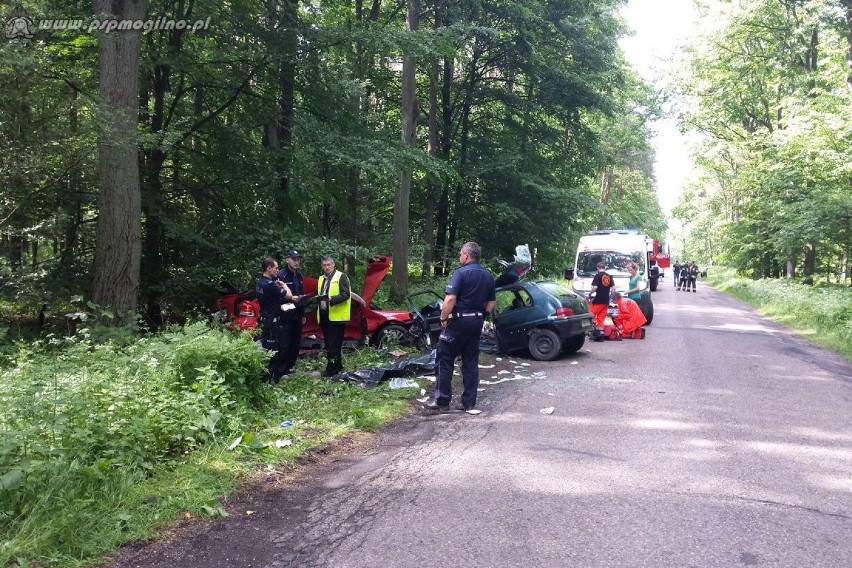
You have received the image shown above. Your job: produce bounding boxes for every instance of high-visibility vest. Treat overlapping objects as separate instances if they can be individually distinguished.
[317,270,351,322]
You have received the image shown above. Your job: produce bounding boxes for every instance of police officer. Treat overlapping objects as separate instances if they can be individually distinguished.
[425,242,496,412]
[316,256,351,377]
[277,250,305,375]
[256,257,293,381]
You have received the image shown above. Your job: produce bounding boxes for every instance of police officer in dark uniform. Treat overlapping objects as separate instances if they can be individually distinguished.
[256,257,293,381]
[425,242,496,412]
[277,250,305,375]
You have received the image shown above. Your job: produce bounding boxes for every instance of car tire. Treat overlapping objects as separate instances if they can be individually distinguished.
[562,333,585,354]
[528,328,562,361]
[371,323,410,349]
[643,302,654,325]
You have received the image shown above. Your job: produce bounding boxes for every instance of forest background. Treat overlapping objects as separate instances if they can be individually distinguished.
[1,1,852,564]
[1,0,851,328]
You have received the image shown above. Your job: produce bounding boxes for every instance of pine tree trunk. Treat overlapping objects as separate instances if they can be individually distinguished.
[90,0,147,325]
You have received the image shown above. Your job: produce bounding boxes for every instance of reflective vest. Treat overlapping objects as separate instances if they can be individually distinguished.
[317,270,351,322]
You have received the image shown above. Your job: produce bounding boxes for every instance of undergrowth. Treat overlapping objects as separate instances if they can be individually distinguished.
[0,322,422,567]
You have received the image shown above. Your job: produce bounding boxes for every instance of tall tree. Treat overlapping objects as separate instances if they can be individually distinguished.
[90,0,147,324]
[391,0,419,298]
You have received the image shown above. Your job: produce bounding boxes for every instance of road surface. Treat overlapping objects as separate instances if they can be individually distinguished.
[110,280,852,567]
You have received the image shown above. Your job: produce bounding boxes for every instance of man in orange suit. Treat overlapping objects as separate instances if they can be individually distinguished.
[611,291,647,337]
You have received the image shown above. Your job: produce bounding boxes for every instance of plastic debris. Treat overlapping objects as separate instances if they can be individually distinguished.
[389,349,407,358]
[274,439,292,448]
[496,357,503,361]
[540,407,555,415]
[571,361,578,365]
[420,388,426,396]
[286,395,298,403]
[389,377,419,389]
[416,396,430,403]
[479,364,495,369]
[482,376,537,385]
[329,350,438,388]
[280,420,293,427]
[466,409,482,415]
[520,362,531,367]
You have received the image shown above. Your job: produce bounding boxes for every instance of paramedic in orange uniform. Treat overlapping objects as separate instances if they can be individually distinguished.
[611,291,647,335]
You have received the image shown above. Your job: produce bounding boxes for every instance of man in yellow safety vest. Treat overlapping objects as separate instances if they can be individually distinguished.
[316,256,351,376]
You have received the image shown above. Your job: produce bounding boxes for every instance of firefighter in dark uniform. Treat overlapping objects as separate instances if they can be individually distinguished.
[256,257,294,381]
[277,250,305,375]
[425,242,496,412]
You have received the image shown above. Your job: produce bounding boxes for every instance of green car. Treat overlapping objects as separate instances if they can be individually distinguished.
[492,280,594,361]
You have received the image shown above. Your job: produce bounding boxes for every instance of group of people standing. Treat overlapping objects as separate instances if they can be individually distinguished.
[256,251,351,382]
[672,260,699,292]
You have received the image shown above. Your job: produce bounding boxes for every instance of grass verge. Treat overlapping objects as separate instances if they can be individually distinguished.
[705,267,852,360]
[0,324,426,567]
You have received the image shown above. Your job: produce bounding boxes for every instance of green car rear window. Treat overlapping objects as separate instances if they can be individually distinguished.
[537,282,573,296]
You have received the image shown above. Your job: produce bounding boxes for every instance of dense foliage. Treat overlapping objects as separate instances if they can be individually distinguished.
[0,0,665,323]
[0,322,417,564]
[674,0,852,283]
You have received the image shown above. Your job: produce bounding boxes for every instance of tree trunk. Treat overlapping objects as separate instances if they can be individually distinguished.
[391,0,419,300]
[802,241,816,282]
[843,0,852,89]
[433,55,453,276]
[9,235,23,273]
[261,0,298,221]
[90,0,147,325]
[422,1,441,278]
[448,95,471,253]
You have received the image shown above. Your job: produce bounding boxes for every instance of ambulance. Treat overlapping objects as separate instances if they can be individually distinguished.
[565,230,655,324]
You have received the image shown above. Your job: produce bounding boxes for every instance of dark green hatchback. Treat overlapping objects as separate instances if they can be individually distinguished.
[492,280,594,361]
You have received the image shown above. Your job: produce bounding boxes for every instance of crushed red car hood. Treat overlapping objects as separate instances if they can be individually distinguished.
[361,256,390,306]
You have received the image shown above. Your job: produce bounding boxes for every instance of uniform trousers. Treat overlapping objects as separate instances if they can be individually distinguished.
[435,316,483,409]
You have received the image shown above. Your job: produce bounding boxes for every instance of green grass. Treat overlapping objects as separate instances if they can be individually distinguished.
[0,323,425,567]
[706,267,852,360]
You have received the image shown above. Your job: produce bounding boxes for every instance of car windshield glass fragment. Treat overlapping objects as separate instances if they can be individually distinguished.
[576,252,644,277]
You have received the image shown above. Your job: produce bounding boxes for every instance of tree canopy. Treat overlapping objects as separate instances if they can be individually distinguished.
[674,0,852,283]
[0,0,667,323]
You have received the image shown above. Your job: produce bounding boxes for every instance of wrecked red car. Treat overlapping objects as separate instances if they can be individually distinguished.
[213,256,428,350]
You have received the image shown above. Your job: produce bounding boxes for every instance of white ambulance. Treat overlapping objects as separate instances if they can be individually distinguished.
[566,230,655,324]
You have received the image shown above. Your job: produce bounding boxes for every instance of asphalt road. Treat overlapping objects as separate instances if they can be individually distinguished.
[110,279,852,568]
